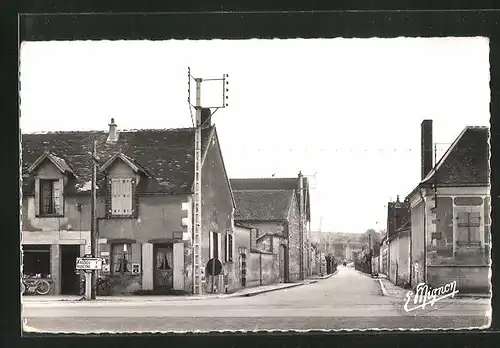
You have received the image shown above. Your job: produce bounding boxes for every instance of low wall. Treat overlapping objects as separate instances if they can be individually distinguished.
[427,265,490,294]
[247,250,276,287]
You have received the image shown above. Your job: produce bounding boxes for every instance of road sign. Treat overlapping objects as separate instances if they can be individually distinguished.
[76,257,103,270]
[206,258,222,276]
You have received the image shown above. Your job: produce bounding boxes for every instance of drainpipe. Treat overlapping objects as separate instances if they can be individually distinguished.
[419,188,427,284]
[409,215,413,287]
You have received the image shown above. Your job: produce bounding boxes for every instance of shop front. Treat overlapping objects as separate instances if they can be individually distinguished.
[21,231,90,296]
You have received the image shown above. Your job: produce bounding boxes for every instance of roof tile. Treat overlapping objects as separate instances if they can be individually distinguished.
[22,127,213,195]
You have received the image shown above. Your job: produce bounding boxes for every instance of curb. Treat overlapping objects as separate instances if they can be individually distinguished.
[377,278,389,296]
[24,282,316,303]
[309,269,339,280]
[237,281,314,297]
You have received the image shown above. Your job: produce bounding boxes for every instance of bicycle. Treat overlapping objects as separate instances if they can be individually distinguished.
[79,276,112,296]
[22,276,51,295]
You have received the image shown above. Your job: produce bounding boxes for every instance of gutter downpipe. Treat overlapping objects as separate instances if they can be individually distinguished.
[409,209,413,288]
[419,188,427,284]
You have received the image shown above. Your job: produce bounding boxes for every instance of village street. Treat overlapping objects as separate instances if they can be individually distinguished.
[23,266,490,333]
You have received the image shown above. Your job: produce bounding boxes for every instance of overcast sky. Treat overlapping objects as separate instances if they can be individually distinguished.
[19,38,490,234]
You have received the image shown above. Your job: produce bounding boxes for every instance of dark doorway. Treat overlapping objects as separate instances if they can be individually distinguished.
[61,245,80,295]
[279,244,288,283]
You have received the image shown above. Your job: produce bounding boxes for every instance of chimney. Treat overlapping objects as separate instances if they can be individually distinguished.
[298,171,304,217]
[200,108,212,128]
[107,118,118,143]
[421,119,433,180]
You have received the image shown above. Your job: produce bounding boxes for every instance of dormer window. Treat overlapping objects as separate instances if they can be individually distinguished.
[40,179,62,216]
[28,152,73,218]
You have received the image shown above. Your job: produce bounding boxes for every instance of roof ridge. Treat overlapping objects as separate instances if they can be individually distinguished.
[233,188,296,192]
[22,127,199,135]
[231,177,297,180]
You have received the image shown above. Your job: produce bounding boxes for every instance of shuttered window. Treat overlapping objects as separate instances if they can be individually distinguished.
[209,231,219,260]
[39,178,63,216]
[111,178,133,216]
[225,232,234,262]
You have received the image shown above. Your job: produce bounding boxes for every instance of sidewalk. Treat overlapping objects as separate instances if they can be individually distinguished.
[377,277,491,303]
[22,280,316,303]
[377,277,406,298]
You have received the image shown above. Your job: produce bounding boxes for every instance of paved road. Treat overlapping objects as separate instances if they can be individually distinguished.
[23,267,490,333]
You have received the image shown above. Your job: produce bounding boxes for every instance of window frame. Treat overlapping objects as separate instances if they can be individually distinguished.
[38,178,63,217]
[209,231,220,260]
[456,211,482,246]
[225,231,234,262]
[111,243,133,276]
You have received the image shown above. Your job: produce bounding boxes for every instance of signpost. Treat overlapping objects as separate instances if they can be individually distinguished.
[206,258,222,293]
[77,254,103,300]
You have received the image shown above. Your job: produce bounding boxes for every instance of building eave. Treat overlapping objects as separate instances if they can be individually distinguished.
[99,152,147,175]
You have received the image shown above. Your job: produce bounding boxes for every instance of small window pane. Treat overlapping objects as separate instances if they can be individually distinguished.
[111,244,132,274]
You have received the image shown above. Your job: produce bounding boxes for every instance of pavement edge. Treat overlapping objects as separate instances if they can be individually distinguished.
[237,281,315,298]
[377,278,389,296]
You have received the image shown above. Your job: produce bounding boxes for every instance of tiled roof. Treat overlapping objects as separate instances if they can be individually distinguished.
[233,189,295,221]
[421,126,490,187]
[230,177,308,191]
[230,177,311,220]
[405,126,489,202]
[22,127,213,195]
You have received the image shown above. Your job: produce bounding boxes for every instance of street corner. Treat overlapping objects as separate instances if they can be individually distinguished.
[377,278,407,300]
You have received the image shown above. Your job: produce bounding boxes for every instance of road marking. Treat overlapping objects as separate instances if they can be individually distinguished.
[378,279,388,296]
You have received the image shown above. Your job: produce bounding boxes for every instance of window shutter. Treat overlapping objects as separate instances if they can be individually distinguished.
[131,243,141,265]
[123,179,132,215]
[34,178,40,217]
[217,232,221,261]
[111,179,119,215]
[209,231,213,259]
[131,178,138,218]
[106,178,112,218]
[225,233,229,262]
[229,234,234,262]
[53,178,64,216]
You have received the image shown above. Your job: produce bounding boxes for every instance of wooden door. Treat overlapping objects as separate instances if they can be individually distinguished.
[172,242,184,290]
[154,244,173,292]
[279,244,285,282]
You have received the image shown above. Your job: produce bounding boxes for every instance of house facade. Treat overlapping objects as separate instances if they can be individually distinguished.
[22,116,237,295]
[386,197,411,287]
[406,120,491,293]
[230,175,311,282]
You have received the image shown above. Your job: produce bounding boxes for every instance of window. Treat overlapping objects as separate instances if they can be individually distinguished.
[209,231,219,260]
[156,247,172,271]
[111,244,132,275]
[23,245,51,278]
[111,178,133,216]
[456,211,481,246]
[225,232,234,262]
[39,179,62,216]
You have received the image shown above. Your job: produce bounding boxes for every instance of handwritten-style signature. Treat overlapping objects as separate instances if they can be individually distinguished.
[404,281,459,312]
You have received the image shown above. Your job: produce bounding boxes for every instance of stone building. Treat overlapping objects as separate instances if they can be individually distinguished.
[406,120,490,293]
[386,196,411,286]
[21,116,236,295]
[230,175,311,282]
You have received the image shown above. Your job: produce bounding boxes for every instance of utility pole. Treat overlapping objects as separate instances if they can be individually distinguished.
[90,139,98,300]
[188,68,228,295]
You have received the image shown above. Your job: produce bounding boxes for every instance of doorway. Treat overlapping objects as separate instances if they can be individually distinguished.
[60,245,80,295]
[153,244,173,292]
[279,244,288,283]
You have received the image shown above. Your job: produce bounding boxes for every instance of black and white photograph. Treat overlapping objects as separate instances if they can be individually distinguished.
[19,37,492,333]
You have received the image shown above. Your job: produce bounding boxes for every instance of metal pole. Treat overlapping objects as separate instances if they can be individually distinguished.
[90,139,98,300]
[193,78,203,295]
